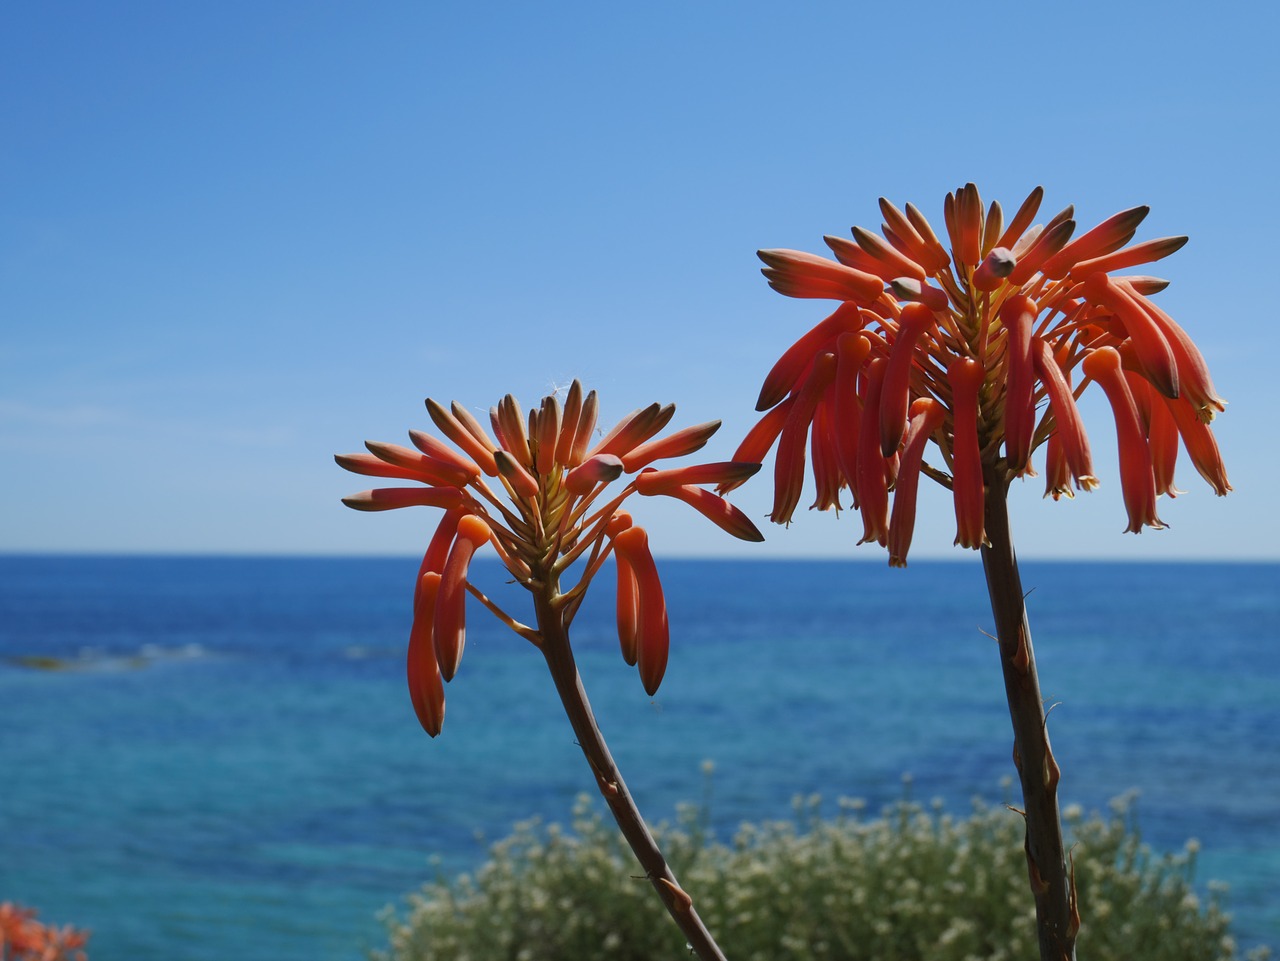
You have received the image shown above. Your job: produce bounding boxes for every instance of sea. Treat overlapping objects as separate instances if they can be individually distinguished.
[1,555,1276,959]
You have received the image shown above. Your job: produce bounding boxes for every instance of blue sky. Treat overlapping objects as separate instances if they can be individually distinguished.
[2,2,1276,559]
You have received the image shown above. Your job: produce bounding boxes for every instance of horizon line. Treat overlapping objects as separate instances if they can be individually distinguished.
[0,550,1275,565]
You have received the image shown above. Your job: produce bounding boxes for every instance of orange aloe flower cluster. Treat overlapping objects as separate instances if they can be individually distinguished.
[734,184,1230,565]
[338,381,762,735]
[0,903,88,961]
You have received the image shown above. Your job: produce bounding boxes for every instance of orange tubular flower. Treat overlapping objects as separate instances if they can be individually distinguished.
[1032,338,1097,498]
[808,392,843,511]
[998,294,1037,473]
[1083,347,1166,533]
[880,303,936,456]
[888,399,946,567]
[338,381,763,731]
[433,514,492,681]
[608,512,640,666]
[744,184,1229,557]
[947,356,986,549]
[407,572,445,736]
[1164,394,1232,495]
[612,526,670,696]
[771,351,837,524]
[1124,369,1183,499]
[832,332,871,500]
[856,358,891,546]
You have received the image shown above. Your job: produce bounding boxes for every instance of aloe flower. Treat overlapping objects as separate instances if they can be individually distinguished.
[0,903,88,961]
[741,185,1231,961]
[339,381,758,961]
[742,184,1228,565]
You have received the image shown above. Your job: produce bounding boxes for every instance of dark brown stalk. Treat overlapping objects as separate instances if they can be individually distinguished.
[532,585,728,961]
[981,473,1079,961]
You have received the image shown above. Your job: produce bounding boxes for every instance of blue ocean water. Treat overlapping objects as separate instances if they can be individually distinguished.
[1,555,1276,959]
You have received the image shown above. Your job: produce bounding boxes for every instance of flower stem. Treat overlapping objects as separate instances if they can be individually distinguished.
[981,474,1079,961]
[532,586,728,961]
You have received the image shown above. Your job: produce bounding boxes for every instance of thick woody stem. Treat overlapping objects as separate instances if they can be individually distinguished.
[531,586,728,961]
[981,474,1079,961]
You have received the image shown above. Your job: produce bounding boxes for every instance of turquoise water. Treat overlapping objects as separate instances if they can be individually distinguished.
[1,556,1276,958]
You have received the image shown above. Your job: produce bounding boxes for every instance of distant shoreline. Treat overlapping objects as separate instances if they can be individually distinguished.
[1,552,1277,565]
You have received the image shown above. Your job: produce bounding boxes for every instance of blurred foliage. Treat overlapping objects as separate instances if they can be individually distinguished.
[374,786,1270,961]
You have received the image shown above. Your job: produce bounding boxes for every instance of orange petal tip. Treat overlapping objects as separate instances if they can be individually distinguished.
[341,487,465,512]
[971,247,1017,291]
[889,277,950,310]
[455,514,492,545]
[493,448,540,500]
[565,453,626,494]
[605,510,634,537]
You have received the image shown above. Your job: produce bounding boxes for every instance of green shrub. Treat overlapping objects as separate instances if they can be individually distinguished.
[373,787,1270,961]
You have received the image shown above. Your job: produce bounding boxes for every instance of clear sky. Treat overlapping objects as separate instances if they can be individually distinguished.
[2,2,1277,560]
